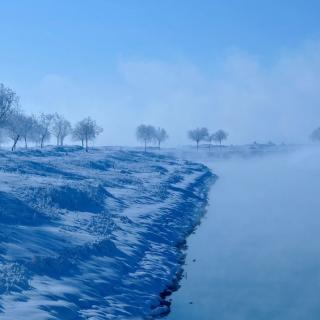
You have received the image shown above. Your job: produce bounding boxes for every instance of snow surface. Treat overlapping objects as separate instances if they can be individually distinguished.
[0,146,213,319]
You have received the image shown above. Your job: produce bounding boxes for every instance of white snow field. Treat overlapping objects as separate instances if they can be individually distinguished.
[0,146,213,319]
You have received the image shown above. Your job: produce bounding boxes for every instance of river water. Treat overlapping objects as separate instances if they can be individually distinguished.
[167,148,320,320]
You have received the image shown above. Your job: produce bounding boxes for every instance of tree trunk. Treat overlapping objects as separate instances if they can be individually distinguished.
[196,141,199,151]
[24,137,28,149]
[12,135,20,151]
[158,140,161,150]
[40,136,44,149]
[144,140,146,152]
[85,137,88,152]
[81,139,84,148]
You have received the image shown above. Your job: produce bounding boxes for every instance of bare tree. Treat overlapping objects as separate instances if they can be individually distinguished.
[5,110,26,151]
[28,118,44,147]
[52,114,72,146]
[72,122,86,147]
[20,115,38,149]
[188,127,209,151]
[207,133,215,151]
[38,113,55,148]
[310,127,320,142]
[136,124,156,152]
[213,129,228,146]
[0,83,19,125]
[73,117,103,152]
[154,127,168,149]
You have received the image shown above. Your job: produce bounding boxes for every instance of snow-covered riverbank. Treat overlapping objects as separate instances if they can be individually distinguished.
[0,147,214,319]
[167,147,320,320]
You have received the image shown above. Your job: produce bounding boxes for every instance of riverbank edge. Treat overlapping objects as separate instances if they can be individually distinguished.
[154,167,218,318]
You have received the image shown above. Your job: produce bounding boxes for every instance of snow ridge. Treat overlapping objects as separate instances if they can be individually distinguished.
[0,147,214,319]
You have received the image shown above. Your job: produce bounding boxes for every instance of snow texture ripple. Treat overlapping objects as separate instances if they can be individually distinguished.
[0,146,214,319]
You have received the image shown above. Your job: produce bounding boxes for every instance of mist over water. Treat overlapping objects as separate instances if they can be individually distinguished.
[167,147,320,320]
[2,2,320,319]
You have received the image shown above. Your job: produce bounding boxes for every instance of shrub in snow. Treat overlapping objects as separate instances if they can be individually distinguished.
[0,263,30,293]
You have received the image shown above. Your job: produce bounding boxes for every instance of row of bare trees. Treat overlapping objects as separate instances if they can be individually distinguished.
[1,84,230,153]
[0,83,102,152]
[136,125,168,152]
[188,127,228,151]
[135,125,228,152]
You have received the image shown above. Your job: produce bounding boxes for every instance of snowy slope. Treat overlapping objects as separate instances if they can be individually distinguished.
[0,146,213,319]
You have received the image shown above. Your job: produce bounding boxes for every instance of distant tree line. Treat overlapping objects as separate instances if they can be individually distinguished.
[136,125,168,152]
[10,83,320,153]
[188,127,228,150]
[0,83,102,151]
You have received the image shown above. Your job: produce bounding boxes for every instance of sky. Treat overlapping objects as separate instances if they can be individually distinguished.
[1,0,320,146]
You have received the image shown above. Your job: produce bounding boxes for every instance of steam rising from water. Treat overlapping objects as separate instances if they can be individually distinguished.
[168,146,320,320]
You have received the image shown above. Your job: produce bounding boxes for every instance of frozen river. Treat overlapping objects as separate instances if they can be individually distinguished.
[167,148,320,320]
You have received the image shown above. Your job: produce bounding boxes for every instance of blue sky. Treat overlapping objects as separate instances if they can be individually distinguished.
[1,0,320,145]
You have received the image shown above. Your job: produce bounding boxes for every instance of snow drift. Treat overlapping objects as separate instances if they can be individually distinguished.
[0,147,213,319]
